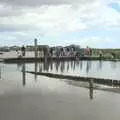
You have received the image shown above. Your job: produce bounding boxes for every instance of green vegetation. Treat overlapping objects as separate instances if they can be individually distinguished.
[92,48,120,59]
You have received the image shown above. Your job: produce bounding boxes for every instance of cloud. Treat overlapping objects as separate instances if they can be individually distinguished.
[0,5,88,33]
[60,36,114,48]
[0,4,23,17]
[0,0,120,47]
[0,0,94,7]
[0,0,120,33]
[0,23,41,32]
[79,37,113,48]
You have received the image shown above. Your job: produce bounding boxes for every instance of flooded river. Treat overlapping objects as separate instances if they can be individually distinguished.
[0,61,120,120]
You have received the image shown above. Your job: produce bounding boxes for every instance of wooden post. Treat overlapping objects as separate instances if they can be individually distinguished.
[34,62,38,81]
[89,79,94,100]
[22,63,26,86]
[0,66,1,80]
[34,38,38,58]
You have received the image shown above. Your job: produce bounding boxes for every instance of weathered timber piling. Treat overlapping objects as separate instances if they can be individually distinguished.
[89,79,94,100]
[34,38,38,58]
[113,80,119,85]
[27,71,120,86]
[22,63,26,86]
[89,79,94,88]
[108,80,113,85]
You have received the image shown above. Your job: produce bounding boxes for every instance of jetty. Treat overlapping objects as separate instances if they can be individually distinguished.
[27,71,120,86]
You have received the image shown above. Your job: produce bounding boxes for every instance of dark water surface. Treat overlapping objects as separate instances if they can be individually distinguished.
[0,61,120,120]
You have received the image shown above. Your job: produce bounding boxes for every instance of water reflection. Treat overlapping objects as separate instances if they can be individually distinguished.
[86,61,91,74]
[28,60,120,80]
[17,63,22,71]
[71,60,73,69]
[111,61,117,69]
[1,61,120,120]
[34,62,38,80]
[16,63,26,86]
[97,60,102,70]
[24,60,120,99]
[55,61,60,72]
[89,79,94,100]
[0,65,1,80]
[65,79,94,100]
[43,60,50,72]
[22,63,26,86]
[39,62,42,73]
[60,61,65,73]
[36,60,85,73]
[6,60,120,87]
[67,62,69,72]
[80,61,83,70]
[0,60,120,98]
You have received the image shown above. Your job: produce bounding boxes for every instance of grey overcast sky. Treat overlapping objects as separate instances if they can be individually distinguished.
[0,0,120,48]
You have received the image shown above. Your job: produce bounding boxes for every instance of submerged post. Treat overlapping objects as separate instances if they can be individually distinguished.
[34,38,38,58]
[22,63,26,86]
[0,66,1,80]
[34,62,38,81]
[89,79,94,100]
